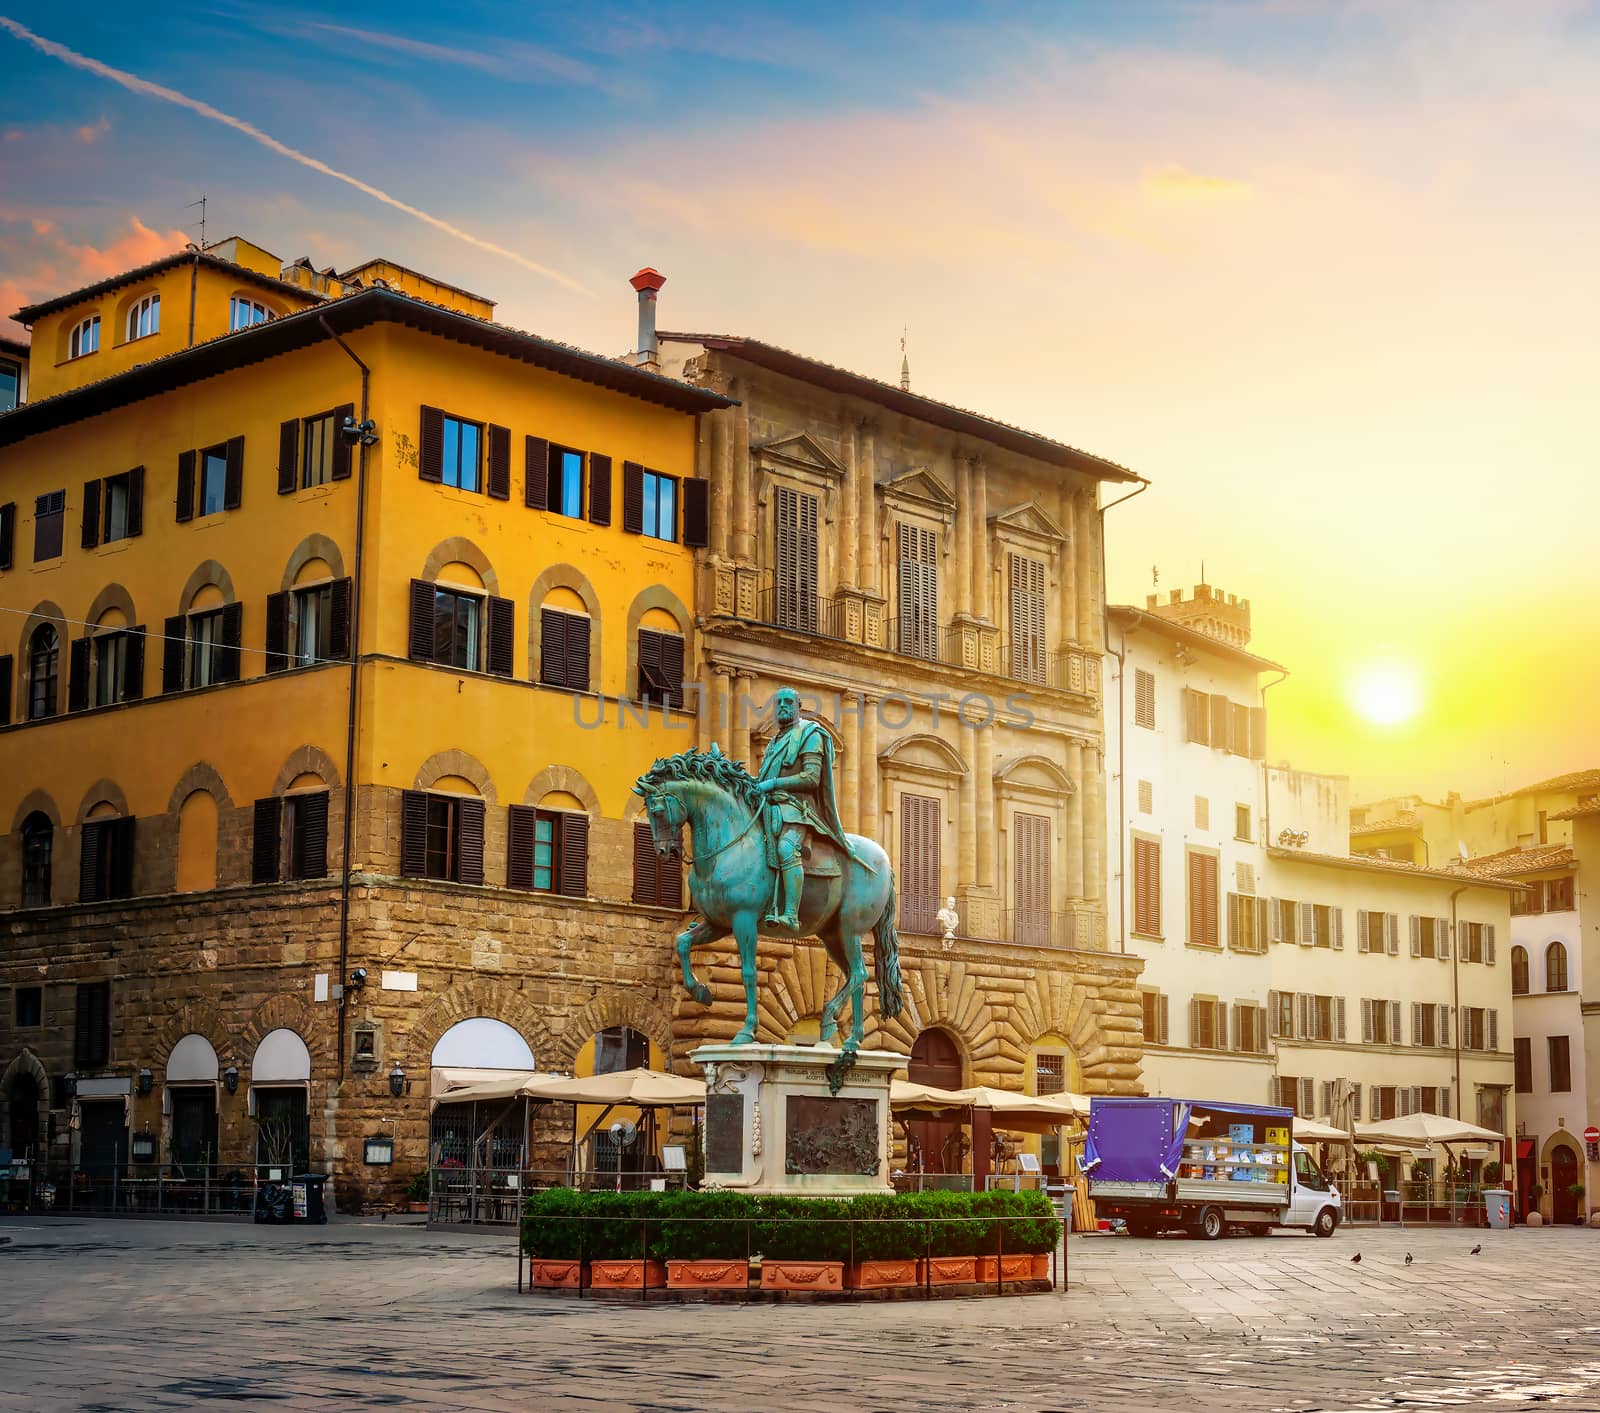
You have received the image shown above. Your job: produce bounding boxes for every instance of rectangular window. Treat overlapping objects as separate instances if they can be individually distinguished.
[1412,916,1440,959]
[126,293,160,340]
[895,523,939,660]
[102,469,141,543]
[1236,1005,1266,1055]
[900,793,943,936]
[74,981,111,1068]
[1132,836,1161,937]
[636,627,685,709]
[1184,688,1211,745]
[1228,702,1250,756]
[1275,898,1299,944]
[1133,669,1155,729]
[540,608,592,691]
[433,588,482,671]
[1007,553,1048,684]
[1547,876,1575,911]
[1141,991,1168,1045]
[34,490,65,561]
[547,445,584,517]
[1194,796,1209,830]
[1514,1037,1532,1093]
[302,412,336,488]
[425,796,460,880]
[400,790,483,885]
[230,296,272,330]
[1034,1054,1065,1097]
[773,486,820,631]
[0,357,18,413]
[1415,1004,1438,1047]
[198,445,229,517]
[641,469,677,541]
[15,985,42,1027]
[1271,990,1294,1039]
[78,816,135,903]
[1012,811,1051,946]
[1372,1086,1398,1121]
[94,632,128,707]
[630,820,683,908]
[443,416,483,492]
[1549,1035,1571,1092]
[1462,1007,1487,1051]
[1227,893,1266,953]
[1191,998,1222,1050]
[532,809,587,896]
[1235,804,1251,841]
[293,584,334,667]
[1311,903,1335,948]
[1368,1000,1394,1045]
[188,610,224,689]
[284,792,331,880]
[1187,850,1219,947]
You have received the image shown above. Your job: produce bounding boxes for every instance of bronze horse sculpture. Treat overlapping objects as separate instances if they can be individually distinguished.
[635,747,903,1053]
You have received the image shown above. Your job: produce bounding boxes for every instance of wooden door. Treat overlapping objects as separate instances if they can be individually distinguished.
[1552,1144,1579,1223]
[906,1028,964,1174]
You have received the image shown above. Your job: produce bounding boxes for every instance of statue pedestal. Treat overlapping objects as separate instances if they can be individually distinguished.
[692,1044,903,1196]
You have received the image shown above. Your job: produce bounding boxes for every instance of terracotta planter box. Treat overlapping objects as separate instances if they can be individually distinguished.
[845,1259,920,1289]
[588,1259,667,1290]
[666,1259,749,1290]
[975,1254,1034,1282]
[1030,1253,1050,1281]
[760,1260,843,1292]
[529,1259,583,1288]
[920,1256,976,1285]
[405,1201,429,1214]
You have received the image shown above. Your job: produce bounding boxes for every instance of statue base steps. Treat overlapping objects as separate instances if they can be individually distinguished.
[692,1043,903,1196]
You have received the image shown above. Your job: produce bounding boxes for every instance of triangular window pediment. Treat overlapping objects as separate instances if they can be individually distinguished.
[990,501,1068,547]
[753,431,846,479]
[880,467,957,517]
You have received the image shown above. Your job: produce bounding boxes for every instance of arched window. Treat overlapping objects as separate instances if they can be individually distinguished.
[539,587,591,691]
[1511,945,1529,996]
[636,607,685,709]
[1547,942,1569,993]
[27,624,59,720]
[68,315,100,359]
[592,1026,650,1075]
[20,812,52,907]
[125,293,160,341]
[408,563,511,675]
[229,296,273,330]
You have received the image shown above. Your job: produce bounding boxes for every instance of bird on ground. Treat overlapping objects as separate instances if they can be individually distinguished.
[1404,1252,1413,1265]
[1470,1244,1482,1255]
[1350,1252,1361,1263]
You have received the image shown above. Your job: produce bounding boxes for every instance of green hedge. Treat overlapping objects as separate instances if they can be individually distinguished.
[522,1188,1058,1263]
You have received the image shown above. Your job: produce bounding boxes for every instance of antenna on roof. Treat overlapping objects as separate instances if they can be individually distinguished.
[899,326,910,392]
[186,195,208,250]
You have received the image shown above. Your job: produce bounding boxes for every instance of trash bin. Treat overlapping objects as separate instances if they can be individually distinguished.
[292,1173,329,1225]
[1382,1189,1400,1223]
[254,1180,294,1224]
[1483,1188,1512,1230]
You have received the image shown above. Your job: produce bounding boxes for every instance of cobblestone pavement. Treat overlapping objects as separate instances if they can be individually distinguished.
[3,1215,1598,1411]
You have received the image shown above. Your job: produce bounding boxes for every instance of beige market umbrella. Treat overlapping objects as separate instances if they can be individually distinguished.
[531,1068,706,1107]
[1294,1116,1352,1142]
[1355,1112,1503,1146]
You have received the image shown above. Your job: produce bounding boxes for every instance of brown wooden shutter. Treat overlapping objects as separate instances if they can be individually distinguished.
[126,466,144,537]
[223,435,245,510]
[558,812,588,896]
[1133,669,1155,728]
[1133,836,1160,935]
[419,407,444,483]
[455,798,485,886]
[632,821,659,904]
[682,477,709,548]
[408,580,435,661]
[637,628,661,703]
[1209,694,1229,750]
[486,424,511,500]
[486,595,514,676]
[1013,811,1050,942]
[75,981,111,1067]
[162,615,186,693]
[296,791,330,877]
[1249,706,1266,759]
[900,793,942,933]
[265,592,290,672]
[897,523,938,659]
[540,607,566,686]
[81,478,101,549]
[110,816,136,898]
[0,654,13,724]
[0,501,13,569]
[329,578,352,660]
[330,404,355,481]
[278,418,299,494]
[507,805,537,890]
[1229,703,1249,757]
[524,436,548,508]
[621,460,645,533]
[68,636,90,712]
[1008,553,1047,683]
[1201,854,1218,945]
[124,627,144,701]
[659,843,682,909]
[588,453,612,525]
[400,790,429,876]
[78,820,105,901]
[176,450,196,523]
[218,602,243,682]
[661,631,685,710]
[567,615,590,690]
[252,798,280,883]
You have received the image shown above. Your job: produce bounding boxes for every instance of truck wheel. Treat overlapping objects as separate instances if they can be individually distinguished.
[1197,1206,1225,1241]
[1312,1207,1338,1238]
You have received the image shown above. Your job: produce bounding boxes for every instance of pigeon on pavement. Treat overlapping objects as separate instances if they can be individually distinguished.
[1404,1252,1413,1265]
[1350,1252,1361,1263]
[1470,1244,1482,1255]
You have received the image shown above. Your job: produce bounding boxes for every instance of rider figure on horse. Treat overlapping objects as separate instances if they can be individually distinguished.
[751,687,863,930]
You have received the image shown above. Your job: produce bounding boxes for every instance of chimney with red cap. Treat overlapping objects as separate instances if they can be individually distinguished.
[630,267,666,371]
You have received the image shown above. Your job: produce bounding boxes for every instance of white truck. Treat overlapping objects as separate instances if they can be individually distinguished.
[1082,1097,1341,1240]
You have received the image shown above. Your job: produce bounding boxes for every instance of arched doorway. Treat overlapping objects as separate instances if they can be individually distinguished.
[906,1027,965,1175]
[7,1075,40,1159]
[1552,1143,1580,1224]
[166,1034,221,1169]
[251,1028,311,1176]
[428,1019,537,1217]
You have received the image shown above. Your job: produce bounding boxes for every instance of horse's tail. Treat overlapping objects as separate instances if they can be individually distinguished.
[873,873,905,1020]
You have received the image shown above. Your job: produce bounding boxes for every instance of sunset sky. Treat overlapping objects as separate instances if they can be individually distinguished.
[3,1,1596,802]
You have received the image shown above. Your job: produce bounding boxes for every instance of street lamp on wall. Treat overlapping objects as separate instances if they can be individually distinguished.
[389,1064,406,1098]
[137,1068,154,1096]
[223,1065,239,1094]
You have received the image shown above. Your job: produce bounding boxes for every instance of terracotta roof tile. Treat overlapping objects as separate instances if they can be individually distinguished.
[1459,844,1573,877]
[1350,812,1419,838]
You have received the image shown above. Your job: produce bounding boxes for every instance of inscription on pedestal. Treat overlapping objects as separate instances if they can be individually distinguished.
[705,1093,744,1173]
[785,1096,880,1176]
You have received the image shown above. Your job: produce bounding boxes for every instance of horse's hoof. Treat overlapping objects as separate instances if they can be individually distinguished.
[731,1028,755,1046]
[692,984,712,1006]
[818,1024,838,1046]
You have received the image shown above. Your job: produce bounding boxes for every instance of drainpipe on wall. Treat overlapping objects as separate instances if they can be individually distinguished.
[318,315,373,1083]
[1449,882,1468,1120]
[1258,669,1290,847]
[1098,476,1150,953]
[187,249,200,349]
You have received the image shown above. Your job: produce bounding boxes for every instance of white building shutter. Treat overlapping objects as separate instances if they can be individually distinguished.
[1268,900,1283,945]
[1369,1085,1380,1119]
[1299,1077,1315,1117]
[1159,995,1170,1045]
[1386,914,1399,956]
[1188,997,1198,1049]
[1357,911,1369,953]
[1336,997,1347,1042]
[1489,1009,1498,1051]
[1410,915,1421,956]
[1298,993,1311,1039]
[1411,1002,1422,1046]
[1438,1004,1450,1048]
[1439,1086,1449,1117]
[1362,998,1374,1044]
[1352,1086,1362,1120]
[1320,1080,1334,1117]
[1332,909,1344,950]
[1298,901,1314,947]
[1256,1006,1267,1054]
[1485,924,1496,965]
[1389,1000,1401,1046]
[1436,918,1450,961]
[1399,1087,1413,1117]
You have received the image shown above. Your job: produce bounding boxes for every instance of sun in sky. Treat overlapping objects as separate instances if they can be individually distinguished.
[1351,661,1423,728]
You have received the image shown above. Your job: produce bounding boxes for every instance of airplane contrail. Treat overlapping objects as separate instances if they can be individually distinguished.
[0,16,588,295]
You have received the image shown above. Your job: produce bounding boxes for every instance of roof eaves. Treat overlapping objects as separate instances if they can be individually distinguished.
[12,251,322,326]
[662,331,1139,482]
[1266,846,1527,891]
[1108,603,1286,673]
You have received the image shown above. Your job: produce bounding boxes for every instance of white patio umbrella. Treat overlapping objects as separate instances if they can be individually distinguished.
[1355,1112,1503,1147]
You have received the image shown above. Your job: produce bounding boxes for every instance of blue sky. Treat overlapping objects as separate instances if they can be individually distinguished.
[4,1,1600,797]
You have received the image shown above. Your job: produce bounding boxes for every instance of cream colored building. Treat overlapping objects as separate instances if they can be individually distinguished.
[1109,587,1518,1151]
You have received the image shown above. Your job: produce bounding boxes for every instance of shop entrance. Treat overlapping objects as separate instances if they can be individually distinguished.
[905,1028,965,1175]
[1552,1143,1580,1224]
[6,1075,40,1160]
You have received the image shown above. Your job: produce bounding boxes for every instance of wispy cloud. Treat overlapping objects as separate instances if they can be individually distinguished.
[75,114,111,144]
[300,19,605,91]
[0,15,587,293]
[1142,163,1250,198]
[1,214,188,334]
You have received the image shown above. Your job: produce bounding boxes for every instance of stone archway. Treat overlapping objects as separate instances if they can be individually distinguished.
[0,1049,51,1158]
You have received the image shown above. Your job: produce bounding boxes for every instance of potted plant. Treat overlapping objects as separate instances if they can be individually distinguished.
[1482,1160,1503,1187]
[1526,1183,1544,1227]
[844,1193,923,1289]
[1570,1182,1586,1224]
[660,1189,751,1289]
[920,1191,978,1286]
[404,1171,430,1214]
[584,1193,668,1290]
[974,1191,1058,1283]
[523,1186,587,1288]
[755,1194,848,1291]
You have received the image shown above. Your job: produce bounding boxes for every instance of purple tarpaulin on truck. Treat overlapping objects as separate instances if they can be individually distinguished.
[1082,1098,1192,1183]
